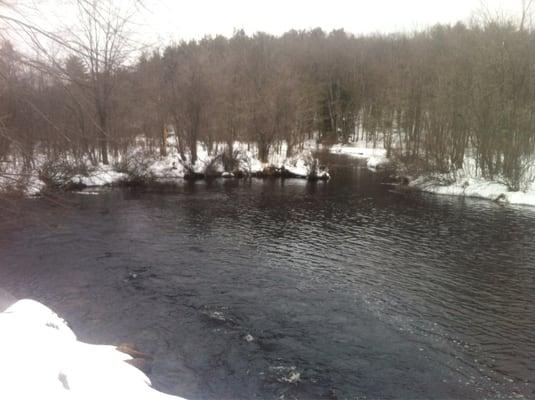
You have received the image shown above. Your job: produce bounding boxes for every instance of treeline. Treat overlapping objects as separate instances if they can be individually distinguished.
[2,10,535,188]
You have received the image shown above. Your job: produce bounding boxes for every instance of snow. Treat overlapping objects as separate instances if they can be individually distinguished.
[328,140,535,208]
[411,170,535,207]
[70,164,128,187]
[238,140,330,178]
[192,143,224,175]
[0,160,46,196]
[505,190,535,206]
[74,190,101,196]
[1,137,329,196]
[366,155,390,169]
[283,155,313,177]
[328,139,535,207]
[315,169,331,179]
[146,157,186,181]
[329,141,389,169]
[0,299,185,400]
[136,139,328,180]
[25,173,46,196]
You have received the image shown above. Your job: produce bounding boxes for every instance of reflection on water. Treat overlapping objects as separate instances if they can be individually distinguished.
[1,155,534,399]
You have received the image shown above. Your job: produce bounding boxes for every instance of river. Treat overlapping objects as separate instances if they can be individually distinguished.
[0,154,534,399]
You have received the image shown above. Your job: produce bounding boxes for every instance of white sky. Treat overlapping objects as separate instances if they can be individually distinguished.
[3,0,527,50]
[138,0,523,43]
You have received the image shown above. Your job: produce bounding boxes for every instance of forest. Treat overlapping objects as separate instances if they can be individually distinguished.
[1,1,535,190]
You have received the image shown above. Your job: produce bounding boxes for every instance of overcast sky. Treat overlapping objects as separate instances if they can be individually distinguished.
[4,0,527,51]
[137,0,523,43]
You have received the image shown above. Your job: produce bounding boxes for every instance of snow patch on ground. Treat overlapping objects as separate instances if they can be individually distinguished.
[25,172,47,196]
[411,169,535,207]
[1,137,329,196]
[0,299,184,399]
[233,140,328,177]
[0,160,46,196]
[328,140,535,208]
[70,164,128,187]
[131,139,329,181]
[366,155,390,169]
[330,141,389,169]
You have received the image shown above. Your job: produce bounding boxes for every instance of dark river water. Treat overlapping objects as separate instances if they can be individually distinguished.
[1,155,534,399]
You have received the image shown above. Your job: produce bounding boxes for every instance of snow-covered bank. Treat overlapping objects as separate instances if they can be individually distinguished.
[133,139,330,182]
[410,171,535,207]
[328,140,535,207]
[330,141,390,169]
[0,298,184,400]
[0,161,46,196]
[0,138,330,196]
[70,164,129,187]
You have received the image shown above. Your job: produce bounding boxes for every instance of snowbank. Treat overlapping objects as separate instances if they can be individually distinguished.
[411,172,535,207]
[238,140,329,179]
[0,299,184,400]
[70,164,128,187]
[330,141,389,169]
[0,173,45,196]
[366,155,390,169]
[0,160,46,196]
[0,138,329,196]
[25,174,46,195]
[408,155,535,207]
[127,139,329,182]
[328,139,535,207]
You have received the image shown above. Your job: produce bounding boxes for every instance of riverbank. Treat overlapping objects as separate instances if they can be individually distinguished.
[0,297,184,399]
[0,139,402,197]
[328,140,535,207]
[0,138,330,196]
[409,171,535,207]
[329,141,390,169]
[5,137,535,209]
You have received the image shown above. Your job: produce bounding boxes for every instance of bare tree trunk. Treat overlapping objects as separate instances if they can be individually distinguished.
[97,106,109,165]
[160,125,167,157]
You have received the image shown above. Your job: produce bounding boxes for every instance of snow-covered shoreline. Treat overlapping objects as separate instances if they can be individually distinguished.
[5,136,535,209]
[0,298,184,399]
[0,138,330,196]
[403,153,535,207]
[0,139,398,197]
[328,141,535,208]
[129,138,330,182]
[410,173,535,207]
[329,142,390,169]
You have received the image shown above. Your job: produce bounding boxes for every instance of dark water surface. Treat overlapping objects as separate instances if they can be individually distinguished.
[1,155,534,399]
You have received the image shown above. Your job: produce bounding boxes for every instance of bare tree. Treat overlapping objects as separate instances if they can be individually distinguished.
[66,0,138,165]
